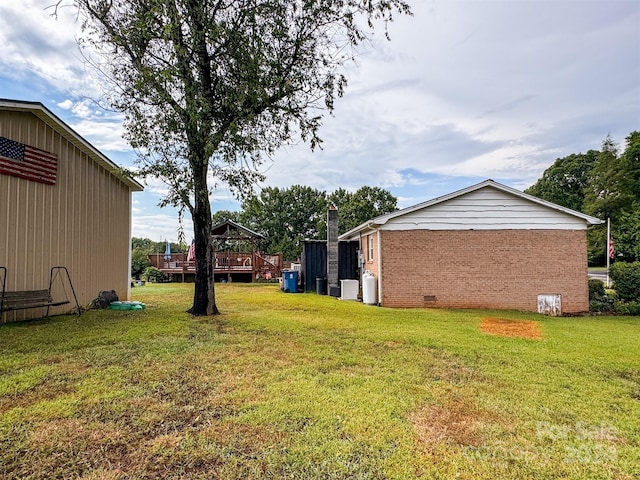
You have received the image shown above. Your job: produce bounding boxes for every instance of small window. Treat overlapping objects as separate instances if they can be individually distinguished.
[368,234,374,261]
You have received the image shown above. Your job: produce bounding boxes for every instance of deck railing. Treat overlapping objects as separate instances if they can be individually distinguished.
[148,252,282,277]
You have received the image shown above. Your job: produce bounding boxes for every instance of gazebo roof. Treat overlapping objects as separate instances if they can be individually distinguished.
[212,220,264,241]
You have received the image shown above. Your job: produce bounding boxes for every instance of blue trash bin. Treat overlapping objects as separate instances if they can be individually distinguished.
[283,270,299,293]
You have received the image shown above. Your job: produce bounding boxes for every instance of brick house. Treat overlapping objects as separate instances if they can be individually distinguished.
[338,180,602,314]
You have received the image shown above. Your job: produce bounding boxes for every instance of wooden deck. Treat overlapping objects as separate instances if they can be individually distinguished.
[148,252,283,282]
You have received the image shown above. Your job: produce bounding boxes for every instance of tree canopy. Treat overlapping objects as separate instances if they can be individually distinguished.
[328,186,398,234]
[238,185,398,260]
[583,135,634,221]
[240,185,328,261]
[70,0,411,314]
[211,210,241,226]
[526,131,640,265]
[524,151,598,213]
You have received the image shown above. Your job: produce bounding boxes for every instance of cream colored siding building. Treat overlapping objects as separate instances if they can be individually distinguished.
[340,180,602,314]
[0,99,143,322]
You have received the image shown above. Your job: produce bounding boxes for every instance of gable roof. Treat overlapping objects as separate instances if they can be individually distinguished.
[339,179,603,240]
[212,220,264,240]
[0,98,143,192]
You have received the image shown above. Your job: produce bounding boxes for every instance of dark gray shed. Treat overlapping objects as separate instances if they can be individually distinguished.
[300,241,359,293]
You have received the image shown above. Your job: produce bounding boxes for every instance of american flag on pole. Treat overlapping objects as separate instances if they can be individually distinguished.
[608,235,615,259]
[0,136,58,185]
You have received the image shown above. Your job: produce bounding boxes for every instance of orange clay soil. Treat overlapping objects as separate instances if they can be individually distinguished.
[480,317,542,340]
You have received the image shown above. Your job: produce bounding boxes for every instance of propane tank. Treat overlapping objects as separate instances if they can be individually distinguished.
[362,271,377,305]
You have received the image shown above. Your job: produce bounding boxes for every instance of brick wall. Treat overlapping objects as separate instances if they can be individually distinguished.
[379,229,589,313]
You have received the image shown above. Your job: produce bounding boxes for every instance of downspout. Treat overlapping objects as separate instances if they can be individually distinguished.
[377,229,383,306]
[359,233,365,287]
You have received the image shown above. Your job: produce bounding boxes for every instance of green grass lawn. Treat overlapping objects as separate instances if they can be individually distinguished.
[1,283,638,479]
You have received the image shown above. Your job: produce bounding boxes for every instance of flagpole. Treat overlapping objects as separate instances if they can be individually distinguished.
[606,217,611,288]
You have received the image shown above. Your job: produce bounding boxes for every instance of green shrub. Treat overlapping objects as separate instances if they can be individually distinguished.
[590,298,615,313]
[142,266,164,283]
[614,300,640,316]
[131,249,151,278]
[588,278,605,300]
[588,278,615,312]
[610,261,640,302]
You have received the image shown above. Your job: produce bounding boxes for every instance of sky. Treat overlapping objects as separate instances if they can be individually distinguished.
[0,0,638,243]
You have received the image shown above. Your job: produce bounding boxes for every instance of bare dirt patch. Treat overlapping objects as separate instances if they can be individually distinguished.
[480,317,542,340]
[408,398,487,449]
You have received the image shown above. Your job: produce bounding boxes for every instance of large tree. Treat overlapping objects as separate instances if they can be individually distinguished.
[607,132,640,262]
[583,135,634,220]
[622,131,640,201]
[329,185,398,234]
[211,209,241,226]
[524,151,598,212]
[69,0,411,314]
[526,133,640,265]
[240,185,328,260]
[240,184,398,258]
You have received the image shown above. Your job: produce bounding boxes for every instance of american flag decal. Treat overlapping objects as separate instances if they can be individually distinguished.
[0,136,58,185]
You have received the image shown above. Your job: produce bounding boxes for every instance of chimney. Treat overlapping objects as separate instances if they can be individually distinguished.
[327,205,340,297]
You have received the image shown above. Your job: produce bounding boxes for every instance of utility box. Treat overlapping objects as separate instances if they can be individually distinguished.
[340,279,359,300]
[537,294,561,316]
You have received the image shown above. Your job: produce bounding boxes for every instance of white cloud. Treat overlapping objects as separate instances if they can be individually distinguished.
[70,99,95,119]
[139,177,171,197]
[337,0,640,179]
[132,213,193,243]
[70,118,128,152]
[0,1,100,96]
[57,99,74,110]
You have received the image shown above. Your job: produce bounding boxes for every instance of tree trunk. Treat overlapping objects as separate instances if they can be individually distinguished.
[188,161,219,315]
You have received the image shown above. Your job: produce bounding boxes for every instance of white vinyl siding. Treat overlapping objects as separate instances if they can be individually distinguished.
[381,188,590,231]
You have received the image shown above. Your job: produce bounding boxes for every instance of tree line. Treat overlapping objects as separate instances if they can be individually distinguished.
[131,238,185,280]
[216,185,397,261]
[131,185,398,277]
[525,131,640,265]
